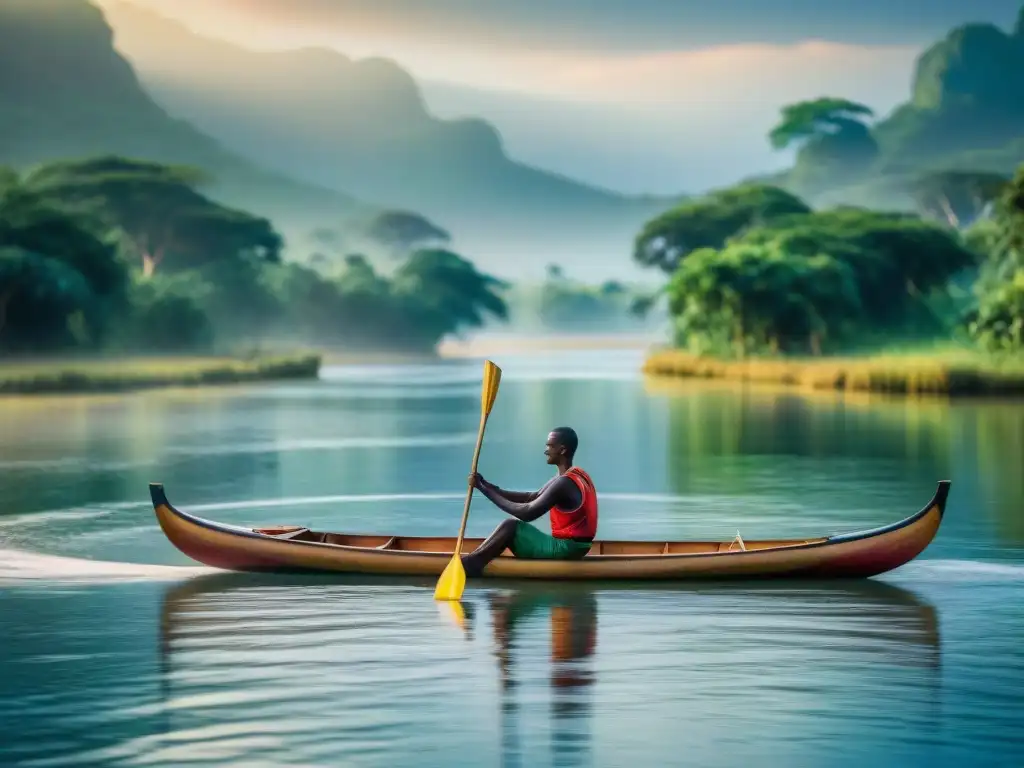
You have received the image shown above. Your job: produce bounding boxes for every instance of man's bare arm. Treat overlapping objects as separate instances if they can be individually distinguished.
[476,476,581,523]
[484,484,541,503]
[475,474,551,503]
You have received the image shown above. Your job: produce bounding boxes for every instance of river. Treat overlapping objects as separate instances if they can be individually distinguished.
[1,348,1022,767]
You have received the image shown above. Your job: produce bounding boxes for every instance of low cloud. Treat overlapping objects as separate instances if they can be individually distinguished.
[99,1,924,193]
[452,41,920,111]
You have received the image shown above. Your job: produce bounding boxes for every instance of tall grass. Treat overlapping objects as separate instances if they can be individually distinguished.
[642,347,1024,396]
[0,354,321,395]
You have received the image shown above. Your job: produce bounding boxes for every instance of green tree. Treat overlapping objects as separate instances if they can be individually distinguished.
[1000,163,1024,261]
[25,156,282,277]
[391,249,508,344]
[123,273,214,352]
[666,243,862,356]
[534,269,639,330]
[770,98,879,190]
[737,207,978,329]
[966,164,1024,292]
[0,179,127,300]
[966,162,1024,350]
[0,179,128,350]
[267,263,353,347]
[968,270,1024,351]
[305,227,357,274]
[633,184,811,274]
[193,255,284,345]
[769,98,875,150]
[363,210,450,259]
[297,255,401,348]
[0,247,96,352]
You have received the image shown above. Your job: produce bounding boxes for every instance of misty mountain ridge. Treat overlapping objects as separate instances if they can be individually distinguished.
[99,1,676,280]
[789,6,1024,208]
[0,0,369,235]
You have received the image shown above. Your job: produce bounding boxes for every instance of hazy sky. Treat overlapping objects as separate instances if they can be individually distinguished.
[98,0,1023,193]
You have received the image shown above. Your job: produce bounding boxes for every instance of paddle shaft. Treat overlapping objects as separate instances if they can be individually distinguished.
[453,412,489,557]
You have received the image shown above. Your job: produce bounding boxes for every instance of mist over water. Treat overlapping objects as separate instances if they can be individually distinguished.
[1,347,1023,767]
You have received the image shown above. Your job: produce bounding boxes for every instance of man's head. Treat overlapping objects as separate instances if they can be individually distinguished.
[544,426,578,466]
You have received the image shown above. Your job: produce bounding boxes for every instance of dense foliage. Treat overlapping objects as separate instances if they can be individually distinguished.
[637,19,1024,364]
[635,174,1024,357]
[0,157,508,355]
[633,184,810,274]
[769,98,879,194]
[504,264,656,332]
[965,165,1024,351]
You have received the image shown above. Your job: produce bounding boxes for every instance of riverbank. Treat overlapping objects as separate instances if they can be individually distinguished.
[0,354,321,395]
[642,348,1024,396]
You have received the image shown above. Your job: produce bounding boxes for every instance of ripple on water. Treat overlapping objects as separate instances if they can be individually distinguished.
[1,567,1023,767]
[1,349,1023,766]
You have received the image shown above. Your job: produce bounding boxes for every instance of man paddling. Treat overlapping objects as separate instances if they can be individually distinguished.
[460,426,598,577]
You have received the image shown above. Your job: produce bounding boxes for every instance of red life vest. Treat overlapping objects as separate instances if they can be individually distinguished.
[549,467,598,539]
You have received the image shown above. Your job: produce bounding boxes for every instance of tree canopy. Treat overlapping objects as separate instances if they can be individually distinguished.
[633,184,811,274]
[667,243,862,356]
[0,173,129,351]
[768,98,875,150]
[391,248,508,342]
[649,182,985,357]
[740,207,978,306]
[965,163,1024,351]
[769,98,879,192]
[24,156,282,277]
[0,246,97,352]
[363,210,450,258]
[969,270,1024,352]
[0,156,511,356]
[1002,163,1024,259]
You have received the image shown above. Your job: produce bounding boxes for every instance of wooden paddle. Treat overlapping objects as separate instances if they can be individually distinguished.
[434,359,503,601]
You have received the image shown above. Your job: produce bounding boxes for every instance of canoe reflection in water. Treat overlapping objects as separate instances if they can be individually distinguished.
[158,575,942,767]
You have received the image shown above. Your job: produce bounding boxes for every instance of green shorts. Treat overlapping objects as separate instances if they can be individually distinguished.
[509,521,593,560]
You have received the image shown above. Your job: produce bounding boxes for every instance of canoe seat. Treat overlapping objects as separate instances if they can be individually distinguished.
[260,527,310,540]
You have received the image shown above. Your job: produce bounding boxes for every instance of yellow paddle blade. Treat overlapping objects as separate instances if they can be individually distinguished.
[480,360,502,417]
[433,359,502,602]
[434,554,466,601]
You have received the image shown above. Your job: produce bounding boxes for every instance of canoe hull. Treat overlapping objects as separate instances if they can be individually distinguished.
[150,481,948,581]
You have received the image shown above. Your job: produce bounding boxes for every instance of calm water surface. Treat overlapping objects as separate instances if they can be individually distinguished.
[1,349,1022,767]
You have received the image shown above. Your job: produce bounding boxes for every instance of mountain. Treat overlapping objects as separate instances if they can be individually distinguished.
[0,0,370,240]
[98,1,678,279]
[872,13,1024,167]
[791,6,1024,209]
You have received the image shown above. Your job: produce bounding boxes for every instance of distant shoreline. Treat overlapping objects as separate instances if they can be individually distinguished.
[0,354,321,396]
[642,348,1024,397]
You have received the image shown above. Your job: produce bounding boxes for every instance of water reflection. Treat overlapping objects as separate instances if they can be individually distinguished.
[653,381,953,493]
[487,588,597,768]
[156,575,941,767]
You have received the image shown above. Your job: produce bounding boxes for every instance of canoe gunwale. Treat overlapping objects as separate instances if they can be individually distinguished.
[149,480,950,563]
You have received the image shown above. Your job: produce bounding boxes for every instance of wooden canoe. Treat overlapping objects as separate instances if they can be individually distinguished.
[149,480,949,580]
